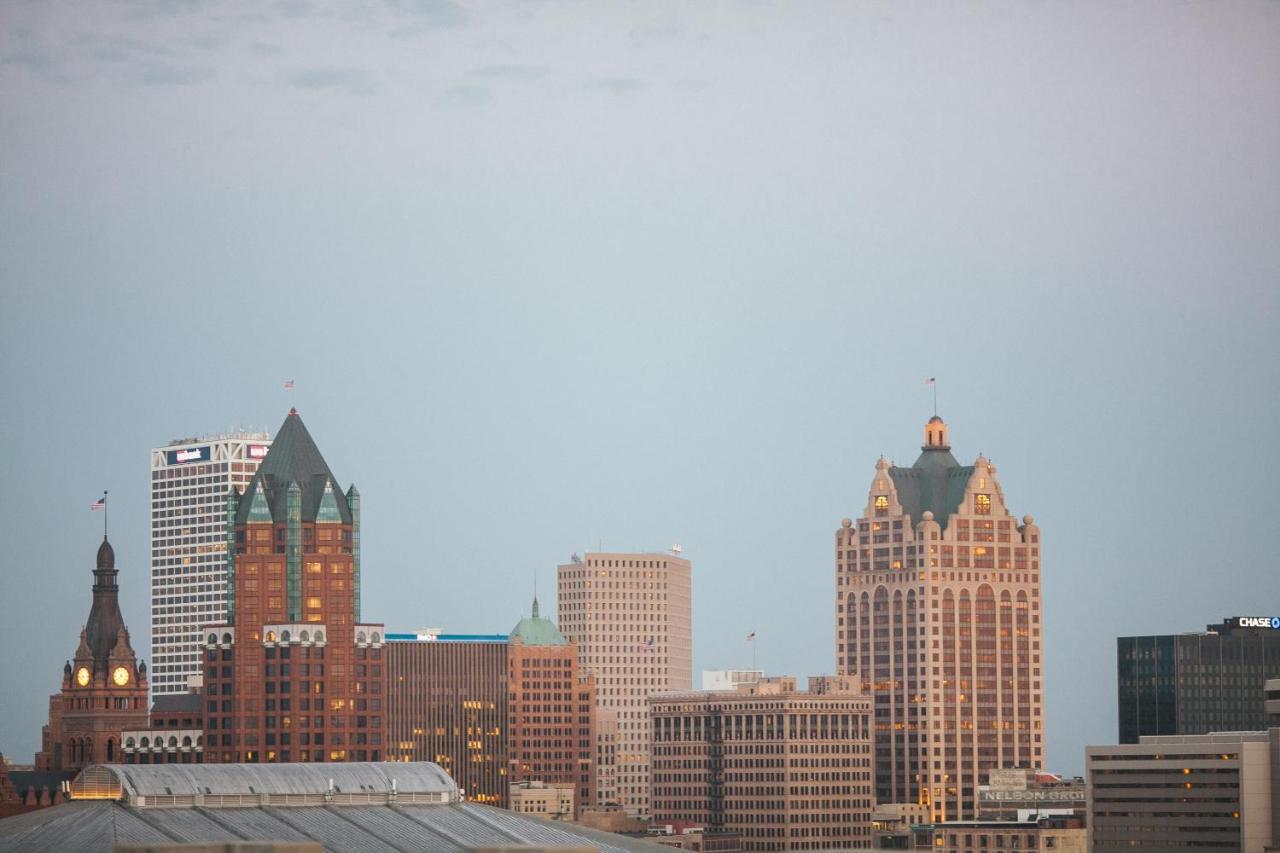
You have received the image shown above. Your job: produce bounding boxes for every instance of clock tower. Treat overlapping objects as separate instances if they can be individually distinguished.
[35,536,149,771]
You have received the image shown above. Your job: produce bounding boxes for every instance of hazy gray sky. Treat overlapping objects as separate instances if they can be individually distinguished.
[1,1,1277,775]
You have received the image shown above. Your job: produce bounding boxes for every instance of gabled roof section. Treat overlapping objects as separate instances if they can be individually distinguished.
[888,446,974,530]
[235,410,351,525]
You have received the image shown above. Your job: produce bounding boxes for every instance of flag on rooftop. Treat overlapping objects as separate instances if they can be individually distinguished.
[925,377,936,385]
[90,497,105,511]
[283,379,295,389]
[746,631,756,641]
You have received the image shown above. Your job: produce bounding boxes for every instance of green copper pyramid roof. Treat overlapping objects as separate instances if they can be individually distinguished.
[235,409,352,525]
[509,598,569,646]
[888,445,974,529]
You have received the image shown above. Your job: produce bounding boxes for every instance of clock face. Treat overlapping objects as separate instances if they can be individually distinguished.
[75,667,90,687]
[112,666,129,687]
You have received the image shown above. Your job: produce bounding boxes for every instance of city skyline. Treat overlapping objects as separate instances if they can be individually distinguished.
[2,1,1277,783]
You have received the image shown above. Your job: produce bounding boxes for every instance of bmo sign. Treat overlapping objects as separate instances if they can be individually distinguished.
[1235,616,1280,630]
[165,445,211,465]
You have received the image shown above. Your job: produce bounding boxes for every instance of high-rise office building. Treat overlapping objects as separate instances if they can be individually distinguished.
[150,431,270,696]
[508,598,598,815]
[650,675,874,851]
[1117,616,1280,743]
[203,409,385,764]
[386,630,510,805]
[558,550,693,817]
[835,415,1044,821]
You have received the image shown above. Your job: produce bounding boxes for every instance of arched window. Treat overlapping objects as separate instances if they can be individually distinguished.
[314,630,325,643]
[356,631,367,644]
[281,630,291,643]
[300,630,310,643]
[222,632,233,645]
[207,633,217,646]
[371,632,381,645]
[874,495,888,516]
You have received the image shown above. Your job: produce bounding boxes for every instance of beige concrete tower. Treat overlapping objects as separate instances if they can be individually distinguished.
[558,551,693,818]
[835,416,1043,821]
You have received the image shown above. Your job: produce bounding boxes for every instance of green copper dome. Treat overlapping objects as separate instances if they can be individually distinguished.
[509,597,569,646]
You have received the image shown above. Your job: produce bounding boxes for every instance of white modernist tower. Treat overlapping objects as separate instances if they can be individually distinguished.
[149,432,270,696]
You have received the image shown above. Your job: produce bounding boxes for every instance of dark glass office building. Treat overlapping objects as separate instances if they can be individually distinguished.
[1117,616,1280,743]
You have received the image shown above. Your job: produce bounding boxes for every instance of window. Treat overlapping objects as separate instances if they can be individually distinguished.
[975,494,991,515]
[874,496,888,516]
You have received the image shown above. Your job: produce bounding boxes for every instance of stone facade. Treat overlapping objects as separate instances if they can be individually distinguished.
[835,415,1044,820]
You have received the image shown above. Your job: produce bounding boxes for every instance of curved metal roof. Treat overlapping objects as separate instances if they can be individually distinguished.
[77,762,456,800]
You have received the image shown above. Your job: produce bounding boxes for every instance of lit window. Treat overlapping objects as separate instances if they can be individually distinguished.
[975,494,991,515]
[874,496,889,516]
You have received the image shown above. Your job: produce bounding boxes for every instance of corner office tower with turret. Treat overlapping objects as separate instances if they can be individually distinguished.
[835,415,1043,821]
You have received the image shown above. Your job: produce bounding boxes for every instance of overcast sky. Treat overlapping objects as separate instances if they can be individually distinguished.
[1,1,1277,775]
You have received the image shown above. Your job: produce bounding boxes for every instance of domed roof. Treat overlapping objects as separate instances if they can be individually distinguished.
[96,536,114,570]
[509,598,569,646]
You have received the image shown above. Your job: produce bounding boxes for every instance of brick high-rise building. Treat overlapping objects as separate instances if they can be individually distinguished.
[203,408,385,764]
[650,675,874,851]
[35,536,150,772]
[558,550,693,817]
[835,415,1044,821]
[150,431,269,696]
[508,597,597,815]
[386,631,510,806]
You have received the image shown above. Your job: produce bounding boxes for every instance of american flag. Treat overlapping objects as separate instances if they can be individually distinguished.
[924,377,936,385]
[746,631,756,641]
[283,379,295,389]
[90,497,106,511]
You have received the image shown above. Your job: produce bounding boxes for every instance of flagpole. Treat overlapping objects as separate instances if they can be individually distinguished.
[103,490,109,537]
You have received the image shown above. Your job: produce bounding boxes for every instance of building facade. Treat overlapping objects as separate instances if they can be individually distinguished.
[120,688,206,765]
[558,550,693,817]
[151,432,269,696]
[510,780,575,820]
[508,598,598,814]
[976,768,1085,821]
[386,631,510,806]
[1117,616,1280,743]
[202,409,385,764]
[835,415,1044,820]
[35,537,150,772]
[903,818,1086,852]
[1087,729,1279,852]
[649,675,874,852]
